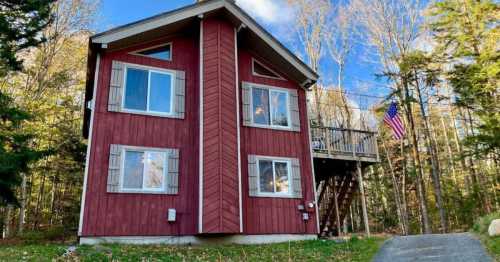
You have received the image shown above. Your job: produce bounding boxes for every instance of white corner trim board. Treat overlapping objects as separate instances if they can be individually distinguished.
[234,27,243,233]
[306,99,321,234]
[78,54,101,236]
[80,234,317,245]
[198,19,204,234]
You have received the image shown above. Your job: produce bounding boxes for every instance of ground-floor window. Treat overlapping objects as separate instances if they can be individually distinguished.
[257,157,292,196]
[122,148,167,192]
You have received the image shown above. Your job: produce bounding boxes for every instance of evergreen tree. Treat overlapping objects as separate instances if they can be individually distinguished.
[0,0,55,75]
[0,92,42,206]
[429,0,500,156]
[0,0,54,206]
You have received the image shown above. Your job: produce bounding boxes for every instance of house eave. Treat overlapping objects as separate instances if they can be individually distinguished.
[91,0,225,44]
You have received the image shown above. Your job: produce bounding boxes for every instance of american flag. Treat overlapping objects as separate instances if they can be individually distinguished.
[384,102,405,140]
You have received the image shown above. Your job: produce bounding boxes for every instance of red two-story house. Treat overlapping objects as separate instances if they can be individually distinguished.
[79,0,320,244]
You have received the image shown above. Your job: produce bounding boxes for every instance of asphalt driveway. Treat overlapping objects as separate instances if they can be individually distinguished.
[372,233,492,262]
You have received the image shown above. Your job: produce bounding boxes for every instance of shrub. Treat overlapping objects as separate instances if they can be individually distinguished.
[472,211,500,235]
[18,226,66,244]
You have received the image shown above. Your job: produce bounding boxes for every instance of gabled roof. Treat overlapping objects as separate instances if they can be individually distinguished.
[83,0,319,138]
[90,0,318,84]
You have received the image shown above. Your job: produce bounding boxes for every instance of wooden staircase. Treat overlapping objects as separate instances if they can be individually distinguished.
[311,125,378,236]
[317,171,358,236]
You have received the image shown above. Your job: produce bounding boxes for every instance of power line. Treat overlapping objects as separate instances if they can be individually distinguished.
[317,89,460,108]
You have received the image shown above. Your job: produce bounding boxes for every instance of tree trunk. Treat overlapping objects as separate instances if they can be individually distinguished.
[465,108,492,214]
[312,84,323,125]
[3,205,13,238]
[382,140,408,235]
[402,82,431,234]
[414,79,447,233]
[439,112,459,186]
[400,140,411,234]
[349,205,355,232]
[18,173,27,234]
[49,175,57,226]
[439,108,462,227]
[449,103,472,192]
[33,172,47,230]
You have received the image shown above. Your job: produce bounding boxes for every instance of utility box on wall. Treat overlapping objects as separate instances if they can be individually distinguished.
[168,209,176,222]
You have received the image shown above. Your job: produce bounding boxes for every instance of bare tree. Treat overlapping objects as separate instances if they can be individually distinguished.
[287,0,330,125]
[324,2,356,127]
[349,0,432,233]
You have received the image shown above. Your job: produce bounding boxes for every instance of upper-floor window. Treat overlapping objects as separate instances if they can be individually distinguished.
[132,43,172,61]
[241,82,300,132]
[123,64,174,116]
[251,85,290,128]
[252,58,284,80]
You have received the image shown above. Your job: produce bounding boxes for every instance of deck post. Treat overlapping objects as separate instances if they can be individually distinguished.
[325,127,332,156]
[351,129,356,157]
[357,161,370,237]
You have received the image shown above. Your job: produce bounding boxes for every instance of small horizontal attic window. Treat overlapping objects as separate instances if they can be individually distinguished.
[252,58,284,80]
[132,44,172,61]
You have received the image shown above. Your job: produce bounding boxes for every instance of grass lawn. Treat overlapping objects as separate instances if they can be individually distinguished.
[0,237,385,262]
[472,211,500,260]
[477,235,500,261]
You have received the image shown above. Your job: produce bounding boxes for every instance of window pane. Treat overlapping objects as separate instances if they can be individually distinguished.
[144,152,165,190]
[123,151,144,189]
[258,160,274,193]
[149,72,172,113]
[271,91,289,127]
[252,87,270,125]
[124,68,148,111]
[274,162,289,193]
[138,45,171,60]
[253,60,280,78]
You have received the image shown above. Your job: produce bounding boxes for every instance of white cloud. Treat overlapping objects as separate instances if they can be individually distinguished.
[412,32,436,53]
[235,0,293,25]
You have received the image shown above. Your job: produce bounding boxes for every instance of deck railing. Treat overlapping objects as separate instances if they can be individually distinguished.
[311,126,378,160]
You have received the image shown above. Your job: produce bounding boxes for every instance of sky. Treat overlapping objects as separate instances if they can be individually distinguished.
[97,0,389,113]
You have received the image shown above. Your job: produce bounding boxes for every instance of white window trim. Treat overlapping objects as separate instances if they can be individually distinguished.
[251,58,285,81]
[129,42,173,61]
[249,82,292,130]
[122,63,176,117]
[255,156,293,197]
[119,146,169,193]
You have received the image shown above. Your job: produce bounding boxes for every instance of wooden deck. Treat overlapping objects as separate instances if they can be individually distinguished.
[311,126,379,163]
[311,126,379,235]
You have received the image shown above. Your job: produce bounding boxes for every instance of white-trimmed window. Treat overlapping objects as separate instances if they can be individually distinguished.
[131,43,172,61]
[252,58,284,80]
[107,144,179,194]
[248,155,302,198]
[122,64,175,116]
[242,82,300,132]
[121,147,168,192]
[251,84,290,128]
[257,157,291,196]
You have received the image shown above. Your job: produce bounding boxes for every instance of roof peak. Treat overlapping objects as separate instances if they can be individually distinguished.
[90,0,318,84]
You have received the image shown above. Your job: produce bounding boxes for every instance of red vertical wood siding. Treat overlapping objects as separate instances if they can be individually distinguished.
[81,34,199,236]
[238,50,318,234]
[201,18,240,234]
[83,16,317,237]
